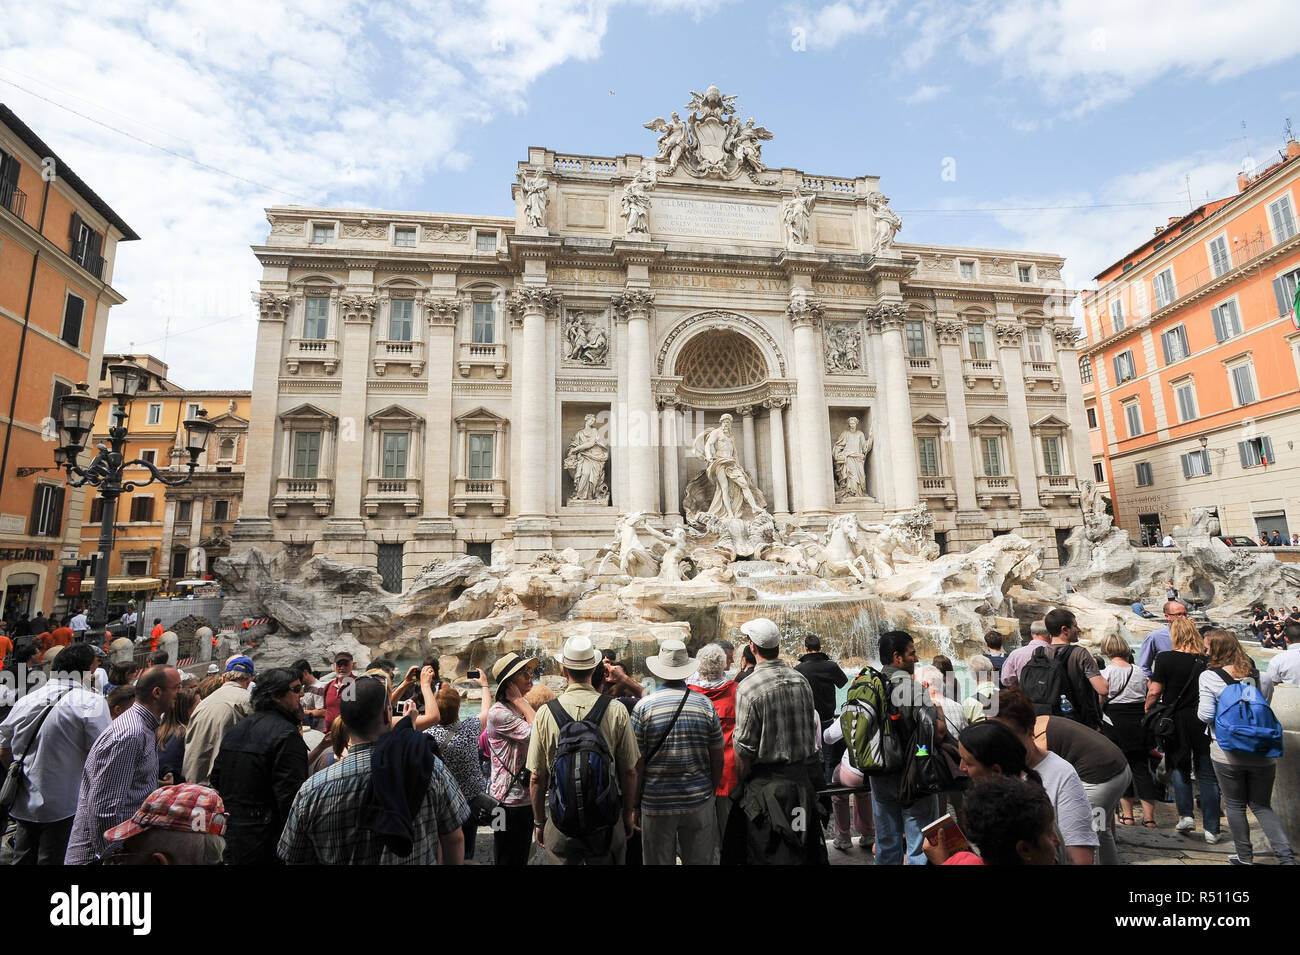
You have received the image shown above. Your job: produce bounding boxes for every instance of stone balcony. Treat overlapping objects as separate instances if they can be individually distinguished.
[962,358,1002,389]
[1037,473,1080,505]
[287,337,339,375]
[906,355,941,389]
[452,477,507,516]
[976,474,1019,508]
[917,474,957,509]
[364,477,422,516]
[458,341,508,378]
[272,476,333,516]
[1023,361,1061,392]
[373,339,425,376]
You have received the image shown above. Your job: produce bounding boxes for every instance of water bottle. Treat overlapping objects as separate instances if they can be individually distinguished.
[1059,694,1074,715]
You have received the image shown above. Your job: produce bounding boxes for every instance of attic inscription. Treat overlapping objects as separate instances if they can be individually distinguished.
[649,196,778,241]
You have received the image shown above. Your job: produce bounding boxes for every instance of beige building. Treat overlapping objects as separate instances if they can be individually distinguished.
[233,88,1089,588]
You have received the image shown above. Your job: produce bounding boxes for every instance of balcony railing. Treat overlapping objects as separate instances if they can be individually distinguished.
[906,355,940,388]
[287,337,339,374]
[918,474,956,508]
[364,476,421,516]
[458,341,508,378]
[452,477,507,516]
[1023,361,1061,392]
[272,476,333,516]
[976,474,1019,508]
[0,180,26,219]
[1037,473,1079,502]
[962,358,1002,389]
[373,339,425,376]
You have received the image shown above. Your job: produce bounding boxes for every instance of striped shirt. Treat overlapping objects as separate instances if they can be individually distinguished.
[277,741,469,865]
[64,702,161,864]
[733,660,817,768]
[632,688,723,815]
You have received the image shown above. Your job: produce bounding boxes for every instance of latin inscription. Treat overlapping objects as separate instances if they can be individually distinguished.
[650,196,778,241]
[651,274,784,292]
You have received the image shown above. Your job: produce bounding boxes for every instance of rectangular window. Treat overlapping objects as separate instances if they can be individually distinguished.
[1086,407,1098,428]
[177,500,192,522]
[1110,298,1125,332]
[1093,461,1105,482]
[377,543,404,594]
[472,301,495,344]
[389,299,414,342]
[140,449,157,467]
[476,232,497,253]
[966,324,987,360]
[1230,362,1258,406]
[1173,380,1199,422]
[1271,267,1300,318]
[311,224,334,244]
[61,294,85,348]
[1113,350,1135,383]
[1269,195,1297,243]
[394,227,416,247]
[304,296,329,339]
[1153,268,1176,309]
[382,432,408,479]
[1210,300,1243,342]
[1041,436,1062,475]
[50,381,71,426]
[1135,462,1154,487]
[468,433,494,479]
[88,497,105,524]
[29,484,64,537]
[904,320,927,358]
[1208,235,1231,278]
[981,436,1003,476]
[187,403,201,420]
[292,431,321,478]
[1018,264,1033,283]
[146,403,163,425]
[1124,401,1143,437]
[1180,450,1212,478]
[1238,436,1275,469]
[1079,356,1092,383]
[213,500,229,521]
[129,497,155,522]
[916,436,940,476]
[1161,324,1190,364]
[125,559,149,577]
[959,261,975,280]
[1024,326,1046,362]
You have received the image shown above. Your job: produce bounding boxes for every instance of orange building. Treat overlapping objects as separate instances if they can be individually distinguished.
[1082,137,1300,545]
[0,104,138,625]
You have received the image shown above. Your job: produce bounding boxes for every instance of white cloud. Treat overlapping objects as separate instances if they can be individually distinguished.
[783,0,893,51]
[903,83,948,104]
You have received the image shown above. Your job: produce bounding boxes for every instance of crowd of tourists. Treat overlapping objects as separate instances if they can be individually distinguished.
[0,599,1295,866]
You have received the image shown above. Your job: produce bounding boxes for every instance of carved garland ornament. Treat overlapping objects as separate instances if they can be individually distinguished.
[611,289,656,317]
[864,303,906,331]
[934,320,965,346]
[994,322,1024,347]
[339,295,378,323]
[507,286,560,316]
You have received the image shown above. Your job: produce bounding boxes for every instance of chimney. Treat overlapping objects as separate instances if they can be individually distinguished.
[1168,216,1180,226]
[1288,139,1300,159]
[1237,170,1252,192]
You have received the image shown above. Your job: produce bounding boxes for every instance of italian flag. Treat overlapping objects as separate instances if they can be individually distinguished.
[1292,285,1300,331]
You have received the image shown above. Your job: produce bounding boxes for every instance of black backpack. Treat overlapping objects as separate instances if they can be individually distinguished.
[545,695,622,845]
[1020,644,1101,728]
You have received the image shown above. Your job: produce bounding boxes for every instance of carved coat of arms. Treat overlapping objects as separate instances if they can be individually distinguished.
[644,85,774,183]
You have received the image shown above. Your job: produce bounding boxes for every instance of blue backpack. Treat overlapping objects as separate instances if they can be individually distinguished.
[1212,668,1283,758]
[545,695,622,844]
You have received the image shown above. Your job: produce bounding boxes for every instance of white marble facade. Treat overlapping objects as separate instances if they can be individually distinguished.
[233,90,1089,583]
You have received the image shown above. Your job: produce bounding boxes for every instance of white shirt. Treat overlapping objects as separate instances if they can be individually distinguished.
[1161,535,1175,548]
[1263,644,1300,696]
[0,679,111,822]
[69,613,88,631]
[1035,750,1099,850]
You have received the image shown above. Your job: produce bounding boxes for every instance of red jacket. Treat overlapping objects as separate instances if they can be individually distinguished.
[690,679,739,797]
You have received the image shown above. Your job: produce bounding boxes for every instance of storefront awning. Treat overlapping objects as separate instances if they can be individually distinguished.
[106,577,162,593]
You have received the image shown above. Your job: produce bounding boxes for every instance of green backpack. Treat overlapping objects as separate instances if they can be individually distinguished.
[839,665,907,775]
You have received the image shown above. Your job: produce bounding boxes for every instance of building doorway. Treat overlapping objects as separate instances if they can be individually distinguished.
[465,541,492,565]
[1138,513,1163,546]
[1254,512,1290,544]
[3,574,37,623]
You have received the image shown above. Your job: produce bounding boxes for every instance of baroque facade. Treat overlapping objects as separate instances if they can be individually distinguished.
[233,87,1089,586]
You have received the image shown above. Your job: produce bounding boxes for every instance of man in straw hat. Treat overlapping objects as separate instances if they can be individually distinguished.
[632,640,723,865]
[526,635,640,864]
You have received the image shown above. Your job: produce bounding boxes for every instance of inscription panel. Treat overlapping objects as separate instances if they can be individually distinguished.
[649,196,779,242]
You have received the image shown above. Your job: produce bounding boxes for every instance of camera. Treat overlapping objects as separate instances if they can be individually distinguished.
[466,668,480,679]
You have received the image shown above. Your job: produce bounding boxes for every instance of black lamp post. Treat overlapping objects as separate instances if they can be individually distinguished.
[53,361,216,648]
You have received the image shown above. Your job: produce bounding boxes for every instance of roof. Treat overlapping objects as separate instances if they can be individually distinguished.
[1,103,140,241]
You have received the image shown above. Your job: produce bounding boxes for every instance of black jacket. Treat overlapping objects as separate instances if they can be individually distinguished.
[211,706,309,865]
[795,652,849,725]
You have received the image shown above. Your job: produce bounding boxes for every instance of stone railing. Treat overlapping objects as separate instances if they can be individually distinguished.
[976,474,1019,508]
[552,155,619,176]
[918,475,957,508]
[374,339,425,376]
[906,356,941,388]
[962,358,1002,389]
[458,341,508,378]
[801,175,856,194]
[1023,361,1060,391]
[287,337,339,375]
[1037,473,1079,503]
[452,477,507,516]
[272,476,333,516]
[364,476,421,516]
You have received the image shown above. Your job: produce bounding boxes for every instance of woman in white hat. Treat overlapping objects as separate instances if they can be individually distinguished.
[485,652,539,865]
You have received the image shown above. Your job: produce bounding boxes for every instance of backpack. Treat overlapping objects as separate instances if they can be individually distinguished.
[1020,645,1102,729]
[545,695,622,844]
[839,666,906,775]
[1212,668,1283,758]
[897,689,964,806]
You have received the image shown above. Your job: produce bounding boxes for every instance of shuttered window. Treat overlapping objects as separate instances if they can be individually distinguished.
[981,437,1002,476]
[382,432,408,479]
[293,431,321,478]
[1160,325,1189,363]
[1124,402,1143,437]
[1180,450,1211,478]
[29,484,65,537]
[388,299,413,341]
[1230,363,1257,406]
[1135,462,1153,487]
[1110,298,1125,332]
[1238,436,1275,469]
[1210,300,1243,342]
[1153,268,1176,308]
[1269,195,1297,242]
[916,436,940,476]
[128,496,155,522]
[1173,381,1198,422]
[1273,268,1300,317]
[61,295,85,348]
[1113,350,1135,383]
[469,433,494,479]
[1208,236,1231,278]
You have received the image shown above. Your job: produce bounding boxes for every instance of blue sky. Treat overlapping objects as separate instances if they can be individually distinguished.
[3,0,1299,388]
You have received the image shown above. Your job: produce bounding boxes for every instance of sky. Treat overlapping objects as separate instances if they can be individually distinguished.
[3,0,1299,389]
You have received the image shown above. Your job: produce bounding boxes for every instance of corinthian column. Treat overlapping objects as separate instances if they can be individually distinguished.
[508,286,559,518]
[659,398,681,517]
[934,316,978,512]
[763,397,790,516]
[869,303,918,510]
[737,405,758,477]
[233,292,290,540]
[788,296,833,515]
[994,317,1042,512]
[613,288,658,515]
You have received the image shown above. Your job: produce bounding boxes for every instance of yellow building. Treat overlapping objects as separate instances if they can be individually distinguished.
[77,355,250,588]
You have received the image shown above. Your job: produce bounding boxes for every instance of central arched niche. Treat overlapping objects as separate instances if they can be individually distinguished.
[674,329,769,391]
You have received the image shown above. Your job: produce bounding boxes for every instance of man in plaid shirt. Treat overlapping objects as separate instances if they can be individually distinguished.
[278,676,468,865]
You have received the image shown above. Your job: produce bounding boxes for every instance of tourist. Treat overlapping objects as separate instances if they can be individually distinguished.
[870,630,942,866]
[1198,629,1294,865]
[1020,608,1108,728]
[182,655,254,786]
[68,606,88,642]
[526,635,640,865]
[917,664,967,735]
[210,667,309,865]
[993,689,1097,865]
[106,686,137,720]
[689,643,741,860]
[1270,530,1284,547]
[733,618,826,865]
[927,775,1061,866]
[734,643,757,684]
[632,641,723,866]
[1166,580,1180,602]
[1138,601,1184,676]
[999,619,1049,688]
[485,652,538,866]
[958,719,1039,783]
[1146,617,1221,841]
[65,665,182,864]
[147,649,168,667]
[196,673,223,699]
[307,716,349,775]
[321,652,356,730]
[100,783,227,865]
[1292,534,1300,547]
[962,655,999,725]
[1262,621,1300,693]
[291,658,325,731]
[392,656,442,730]
[1098,633,1158,829]
[600,651,647,708]
[278,676,468,865]
[1131,599,1157,619]
[149,618,164,651]
[983,631,1005,683]
[428,674,492,862]
[0,643,110,864]
[795,633,849,781]
[0,622,11,673]
[821,690,875,854]
[119,605,137,640]
[157,687,199,784]
[1162,533,1175,548]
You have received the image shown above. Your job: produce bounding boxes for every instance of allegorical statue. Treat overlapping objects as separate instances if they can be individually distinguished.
[643,111,689,175]
[517,168,550,230]
[868,192,902,253]
[563,311,608,365]
[833,416,874,500]
[782,190,816,246]
[621,165,657,235]
[686,413,767,523]
[564,413,610,504]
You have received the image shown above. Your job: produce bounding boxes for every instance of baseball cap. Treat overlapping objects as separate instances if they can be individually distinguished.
[740,618,781,649]
[225,655,255,675]
[104,784,227,842]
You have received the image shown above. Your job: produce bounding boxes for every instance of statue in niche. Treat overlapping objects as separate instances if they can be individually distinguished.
[563,311,608,365]
[782,190,816,246]
[517,168,551,229]
[832,416,874,501]
[564,414,610,505]
[868,192,902,253]
[683,413,768,524]
[621,165,657,235]
[186,546,208,577]
[824,322,863,373]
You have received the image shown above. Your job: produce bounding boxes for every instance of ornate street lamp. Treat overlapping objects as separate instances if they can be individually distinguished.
[53,370,216,649]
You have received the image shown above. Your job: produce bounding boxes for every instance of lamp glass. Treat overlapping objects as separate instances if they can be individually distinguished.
[59,390,100,433]
[107,362,142,399]
[53,445,68,467]
[183,410,215,455]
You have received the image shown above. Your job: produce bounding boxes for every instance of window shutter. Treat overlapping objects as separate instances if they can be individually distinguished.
[1180,454,1192,479]
[68,211,83,248]
[89,497,103,524]
[1262,437,1275,464]
[1276,277,1292,317]
[27,484,43,535]
[1211,306,1226,342]
[143,498,154,522]
[1238,441,1251,468]
[49,487,64,537]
